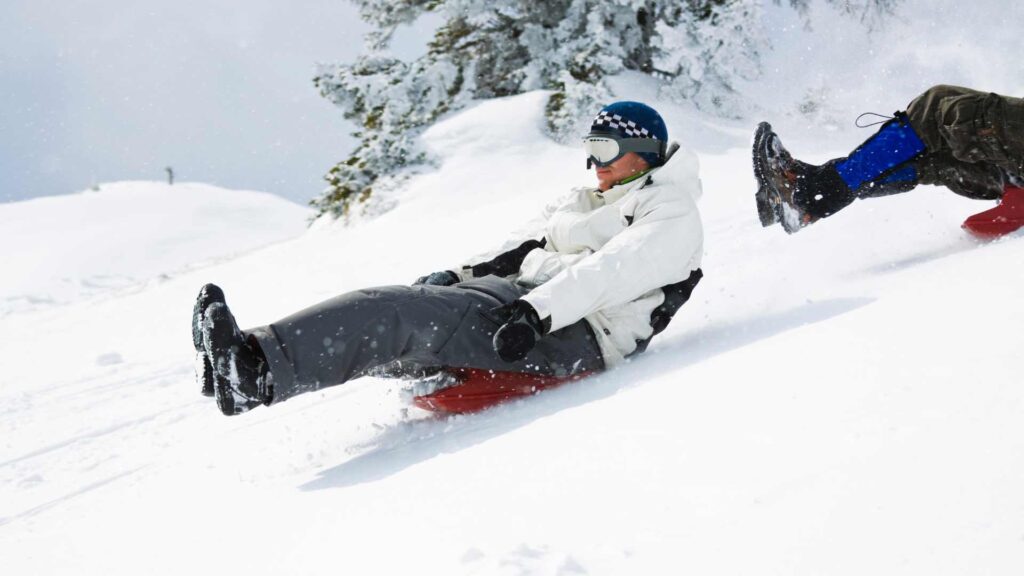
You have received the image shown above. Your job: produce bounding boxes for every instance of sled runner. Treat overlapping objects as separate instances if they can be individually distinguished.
[410,367,593,414]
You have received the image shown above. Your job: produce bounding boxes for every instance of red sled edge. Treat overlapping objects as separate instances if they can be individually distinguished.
[412,368,593,414]
[962,185,1024,239]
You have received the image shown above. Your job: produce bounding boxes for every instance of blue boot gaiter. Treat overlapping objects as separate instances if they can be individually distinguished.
[835,113,927,191]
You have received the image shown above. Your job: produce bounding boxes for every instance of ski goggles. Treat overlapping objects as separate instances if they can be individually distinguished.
[584,133,666,168]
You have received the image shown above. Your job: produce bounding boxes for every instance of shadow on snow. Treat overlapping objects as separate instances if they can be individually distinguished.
[300,296,874,491]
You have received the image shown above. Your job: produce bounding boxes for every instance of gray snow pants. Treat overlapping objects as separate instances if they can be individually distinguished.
[246,276,604,404]
[903,84,1024,200]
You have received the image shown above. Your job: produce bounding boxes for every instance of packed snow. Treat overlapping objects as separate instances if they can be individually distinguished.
[3,3,1024,574]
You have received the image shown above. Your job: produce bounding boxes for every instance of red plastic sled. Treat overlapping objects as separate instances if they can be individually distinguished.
[962,185,1024,239]
[412,367,593,414]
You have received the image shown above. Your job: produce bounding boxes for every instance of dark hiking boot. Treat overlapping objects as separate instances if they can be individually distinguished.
[963,185,1024,239]
[754,115,928,233]
[192,284,225,397]
[202,302,271,416]
[753,122,845,233]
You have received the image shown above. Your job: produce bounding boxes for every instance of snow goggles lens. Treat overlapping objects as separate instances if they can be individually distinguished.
[583,137,623,167]
[584,134,665,168]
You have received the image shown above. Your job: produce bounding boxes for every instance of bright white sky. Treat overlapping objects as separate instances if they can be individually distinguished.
[1,1,434,205]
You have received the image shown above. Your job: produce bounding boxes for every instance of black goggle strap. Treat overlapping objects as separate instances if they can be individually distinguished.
[620,138,666,156]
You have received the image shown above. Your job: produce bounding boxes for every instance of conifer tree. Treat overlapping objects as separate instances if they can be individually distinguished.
[313,0,898,220]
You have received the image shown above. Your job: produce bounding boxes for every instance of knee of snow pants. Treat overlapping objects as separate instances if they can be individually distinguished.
[913,152,1005,201]
[907,84,1024,178]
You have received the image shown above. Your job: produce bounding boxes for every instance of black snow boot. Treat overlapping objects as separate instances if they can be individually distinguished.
[753,122,855,233]
[202,301,272,416]
[753,114,927,233]
[192,283,225,397]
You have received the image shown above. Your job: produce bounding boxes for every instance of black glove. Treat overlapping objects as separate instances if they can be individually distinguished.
[413,270,460,286]
[482,300,548,362]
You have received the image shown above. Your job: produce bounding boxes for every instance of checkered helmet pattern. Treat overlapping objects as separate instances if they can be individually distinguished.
[592,111,654,139]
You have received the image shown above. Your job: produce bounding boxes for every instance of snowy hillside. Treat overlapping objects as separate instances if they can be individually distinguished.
[0,181,310,317]
[2,85,1022,575]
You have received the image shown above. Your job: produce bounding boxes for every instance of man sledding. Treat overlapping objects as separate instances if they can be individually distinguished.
[754,84,1024,238]
[192,102,705,416]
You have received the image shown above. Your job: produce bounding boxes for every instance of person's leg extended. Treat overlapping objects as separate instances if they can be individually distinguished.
[754,84,1023,233]
[753,113,927,232]
[246,276,603,406]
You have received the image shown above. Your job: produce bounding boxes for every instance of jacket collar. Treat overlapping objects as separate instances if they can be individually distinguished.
[594,166,659,204]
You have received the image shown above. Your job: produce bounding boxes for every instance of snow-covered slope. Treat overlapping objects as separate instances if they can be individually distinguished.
[2,87,1022,575]
[0,181,310,317]
[7,3,1024,575]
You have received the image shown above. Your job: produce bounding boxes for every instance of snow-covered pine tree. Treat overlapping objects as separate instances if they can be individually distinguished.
[313,0,899,220]
[788,0,900,29]
[312,3,468,219]
[657,1,766,118]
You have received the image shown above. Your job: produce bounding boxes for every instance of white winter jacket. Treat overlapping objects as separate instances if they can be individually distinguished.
[456,145,704,366]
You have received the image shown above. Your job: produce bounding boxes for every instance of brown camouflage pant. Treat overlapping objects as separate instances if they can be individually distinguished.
[904,85,1024,200]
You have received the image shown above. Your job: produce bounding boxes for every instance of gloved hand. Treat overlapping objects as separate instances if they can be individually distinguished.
[413,270,460,286]
[482,300,548,362]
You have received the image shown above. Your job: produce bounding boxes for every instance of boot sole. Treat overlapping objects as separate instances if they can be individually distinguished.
[752,122,809,234]
[192,284,225,397]
[203,303,242,416]
[203,303,264,417]
[752,122,783,227]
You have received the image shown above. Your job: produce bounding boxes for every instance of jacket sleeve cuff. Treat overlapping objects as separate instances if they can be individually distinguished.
[520,291,553,326]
